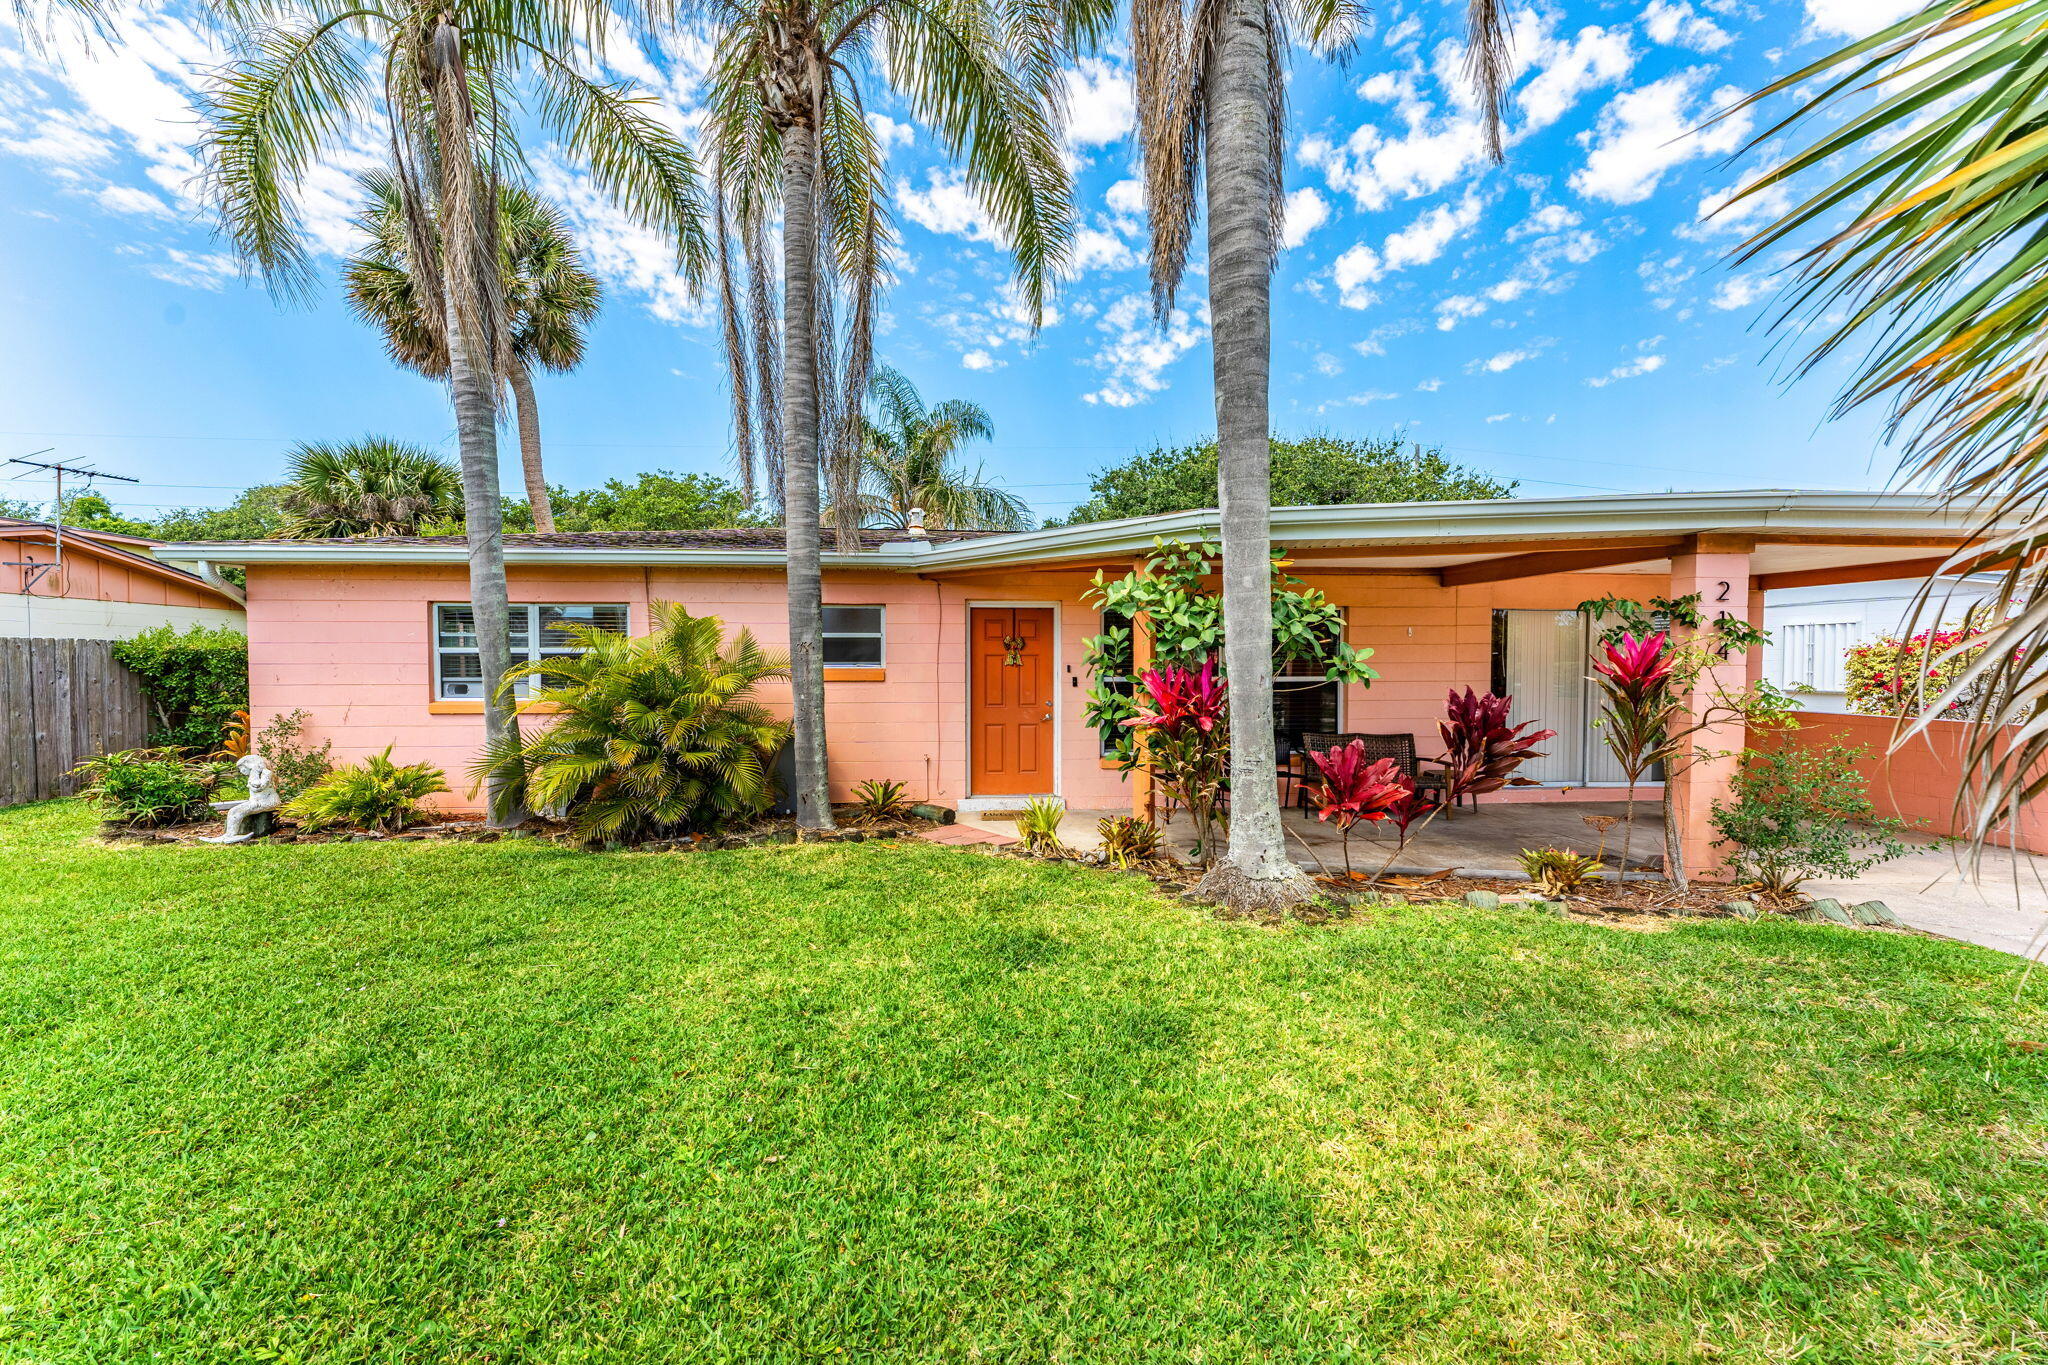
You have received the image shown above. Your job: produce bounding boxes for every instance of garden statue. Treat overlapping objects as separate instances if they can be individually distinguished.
[202,753,281,844]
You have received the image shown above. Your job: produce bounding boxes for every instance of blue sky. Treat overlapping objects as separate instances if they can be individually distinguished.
[0,0,1918,525]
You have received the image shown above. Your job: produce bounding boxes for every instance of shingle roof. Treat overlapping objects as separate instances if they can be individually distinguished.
[180,526,1016,550]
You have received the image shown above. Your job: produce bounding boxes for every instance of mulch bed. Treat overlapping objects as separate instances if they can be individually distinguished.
[99,805,943,850]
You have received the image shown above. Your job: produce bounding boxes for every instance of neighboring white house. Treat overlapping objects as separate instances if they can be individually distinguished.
[1763,574,2000,713]
[0,519,246,639]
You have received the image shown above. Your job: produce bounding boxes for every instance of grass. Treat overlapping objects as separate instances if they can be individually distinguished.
[3,799,2046,1364]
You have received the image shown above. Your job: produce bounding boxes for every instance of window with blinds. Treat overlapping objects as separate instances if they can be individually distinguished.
[433,603,628,699]
[1770,620,1855,693]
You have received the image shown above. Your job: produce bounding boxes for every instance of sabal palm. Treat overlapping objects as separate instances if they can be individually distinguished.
[475,602,792,843]
[199,0,709,823]
[279,437,464,538]
[1731,2,2048,850]
[854,366,1027,531]
[343,170,603,534]
[700,0,1084,828]
[1129,0,1512,910]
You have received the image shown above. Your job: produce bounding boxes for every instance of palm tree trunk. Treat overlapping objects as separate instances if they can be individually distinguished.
[781,120,833,830]
[509,362,555,534]
[1193,0,1315,913]
[444,279,523,827]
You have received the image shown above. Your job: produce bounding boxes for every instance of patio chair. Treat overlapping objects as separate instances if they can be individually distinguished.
[1293,732,1452,814]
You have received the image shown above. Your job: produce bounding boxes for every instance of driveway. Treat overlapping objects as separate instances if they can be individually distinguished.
[1807,841,2048,962]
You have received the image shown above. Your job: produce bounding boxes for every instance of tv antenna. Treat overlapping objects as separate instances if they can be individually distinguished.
[4,452,139,593]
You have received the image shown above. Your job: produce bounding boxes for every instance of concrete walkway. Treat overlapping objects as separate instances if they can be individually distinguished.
[958,803,2048,961]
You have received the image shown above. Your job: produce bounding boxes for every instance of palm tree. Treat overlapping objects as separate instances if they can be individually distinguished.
[199,0,709,824]
[849,367,1029,531]
[343,171,602,535]
[1130,0,1514,911]
[1729,3,2048,853]
[699,0,1086,829]
[279,437,464,538]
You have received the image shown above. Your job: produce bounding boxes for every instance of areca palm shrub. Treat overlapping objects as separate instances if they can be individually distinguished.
[344,171,602,534]
[279,438,463,538]
[1129,0,1515,911]
[198,0,710,824]
[476,603,792,844]
[851,367,1028,531]
[699,0,1087,829]
[1731,1,2048,850]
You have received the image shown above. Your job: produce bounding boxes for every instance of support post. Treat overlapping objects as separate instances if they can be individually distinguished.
[1130,557,1156,823]
[1667,535,1755,881]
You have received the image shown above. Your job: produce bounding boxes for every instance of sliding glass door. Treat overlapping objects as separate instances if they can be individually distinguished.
[1494,609,1645,788]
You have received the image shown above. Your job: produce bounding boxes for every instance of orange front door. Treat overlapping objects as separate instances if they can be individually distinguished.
[970,607,1055,796]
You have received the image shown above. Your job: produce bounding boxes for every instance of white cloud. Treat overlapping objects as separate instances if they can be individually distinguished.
[1506,203,1580,241]
[1689,170,1792,236]
[1570,69,1753,205]
[1105,178,1146,217]
[533,155,705,324]
[866,113,915,151]
[1711,273,1770,310]
[1416,377,1443,392]
[1082,293,1206,407]
[962,349,1001,371]
[1381,15,1421,47]
[1312,351,1343,377]
[1519,23,1637,131]
[1587,353,1666,386]
[1470,342,1550,373]
[1642,0,1733,52]
[145,248,240,291]
[1280,187,1330,249]
[1383,191,1485,270]
[1068,224,1139,274]
[1332,243,1383,310]
[96,183,174,217]
[1062,56,1135,149]
[895,169,1002,244]
[1486,412,1514,423]
[1805,0,1919,38]
[1351,319,1420,356]
[1320,389,1400,412]
[922,279,1062,366]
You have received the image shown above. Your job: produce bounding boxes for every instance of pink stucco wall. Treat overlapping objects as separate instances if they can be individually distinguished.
[243,561,1694,813]
[1752,711,2048,855]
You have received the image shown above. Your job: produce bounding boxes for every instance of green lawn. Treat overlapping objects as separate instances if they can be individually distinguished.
[3,801,2046,1363]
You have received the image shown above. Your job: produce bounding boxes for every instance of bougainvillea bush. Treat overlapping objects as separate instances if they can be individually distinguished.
[1844,625,1988,718]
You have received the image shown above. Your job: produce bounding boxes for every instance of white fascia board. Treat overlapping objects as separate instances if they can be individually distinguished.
[908,489,1972,571]
[154,543,933,569]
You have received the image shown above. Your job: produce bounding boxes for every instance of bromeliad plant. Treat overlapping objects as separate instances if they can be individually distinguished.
[476,602,791,845]
[1096,815,1165,869]
[1120,658,1233,865]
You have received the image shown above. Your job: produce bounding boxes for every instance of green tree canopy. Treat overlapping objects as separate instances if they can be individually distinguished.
[503,471,765,534]
[1053,433,1516,526]
[150,486,291,542]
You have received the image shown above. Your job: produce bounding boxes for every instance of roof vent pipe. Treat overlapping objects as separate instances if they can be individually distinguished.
[906,507,927,539]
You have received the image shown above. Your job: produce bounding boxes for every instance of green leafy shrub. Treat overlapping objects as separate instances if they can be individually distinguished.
[1015,798,1067,855]
[250,709,333,801]
[1096,815,1163,868]
[69,748,218,827]
[1517,847,1603,897]
[112,624,249,753]
[285,749,447,833]
[476,602,791,843]
[852,779,910,819]
[1710,745,1911,896]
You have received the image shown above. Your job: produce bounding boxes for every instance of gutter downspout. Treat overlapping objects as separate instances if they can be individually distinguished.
[193,560,247,608]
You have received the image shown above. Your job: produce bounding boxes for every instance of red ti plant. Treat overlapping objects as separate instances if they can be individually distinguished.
[1122,657,1230,863]
[1304,742,1413,877]
[1589,631,1680,881]
[1439,688,1558,801]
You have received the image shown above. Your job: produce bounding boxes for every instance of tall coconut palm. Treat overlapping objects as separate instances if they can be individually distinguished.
[343,170,602,535]
[199,0,709,824]
[700,0,1087,829]
[849,366,1028,531]
[1131,0,1514,910]
[279,437,464,538]
[1729,1,2048,855]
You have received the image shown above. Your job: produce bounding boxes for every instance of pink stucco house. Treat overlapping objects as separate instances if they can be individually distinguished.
[163,488,1981,876]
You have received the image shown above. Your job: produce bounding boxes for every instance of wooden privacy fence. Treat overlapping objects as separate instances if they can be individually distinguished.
[0,638,153,807]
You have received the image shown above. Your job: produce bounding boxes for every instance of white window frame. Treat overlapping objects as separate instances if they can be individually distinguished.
[823,604,886,669]
[432,602,629,700]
